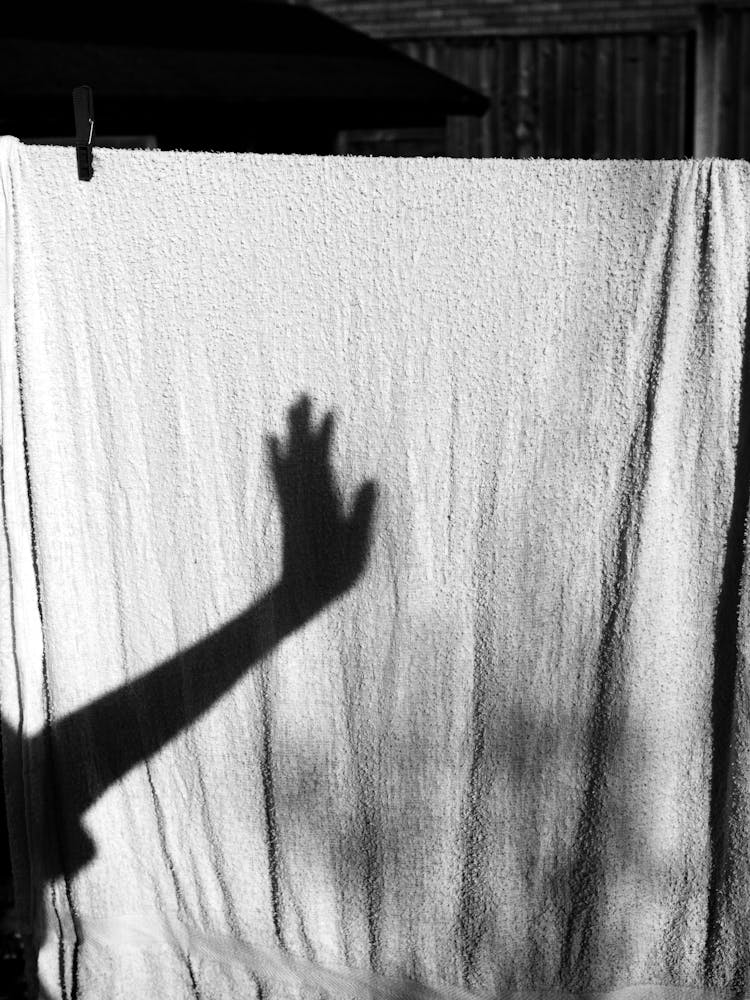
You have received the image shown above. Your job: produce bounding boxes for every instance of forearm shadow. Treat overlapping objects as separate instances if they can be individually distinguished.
[19,394,377,885]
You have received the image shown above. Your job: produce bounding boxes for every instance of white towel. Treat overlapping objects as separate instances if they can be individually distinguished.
[1,134,750,1000]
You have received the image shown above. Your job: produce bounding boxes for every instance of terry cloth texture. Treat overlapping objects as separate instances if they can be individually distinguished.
[1,134,750,1000]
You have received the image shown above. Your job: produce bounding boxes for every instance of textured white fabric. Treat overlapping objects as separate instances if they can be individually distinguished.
[2,135,750,999]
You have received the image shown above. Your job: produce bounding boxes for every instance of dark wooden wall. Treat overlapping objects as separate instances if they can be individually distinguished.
[310,1,750,158]
[338,32,694,158]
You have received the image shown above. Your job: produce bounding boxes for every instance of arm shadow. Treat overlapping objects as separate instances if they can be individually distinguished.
[1,392,378,946]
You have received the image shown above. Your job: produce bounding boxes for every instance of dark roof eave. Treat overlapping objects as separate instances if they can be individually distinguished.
[0,4,489,120]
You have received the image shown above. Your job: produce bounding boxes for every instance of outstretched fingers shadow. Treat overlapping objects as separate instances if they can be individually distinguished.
[1,392,378,999]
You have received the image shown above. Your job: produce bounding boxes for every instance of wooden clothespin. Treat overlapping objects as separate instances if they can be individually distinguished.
[73,86,95,181]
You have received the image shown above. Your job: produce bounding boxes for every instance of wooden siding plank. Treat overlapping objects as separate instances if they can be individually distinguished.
[490,38,504,156]
[695,5,719,155]
[636,34,650,155]
[478,41,494,155]
[741,12,750,156]
[632,35,647,156]
[560,37,575,156]
[668,33,683,157]
[537,37,557,157]
[516,37,535,156]
[725,11,742,157]
[575,36,598,156]
[553,37,563,156]
[445,44,473,156]
[681,31,694,155]
[641,34,655,157]
[619,35,638,156]
[572,38,584,154]
[464,44,484,156]
[653,34,670,156]
[716,9,733,155]
[593,35,614,157]
[613,35,624,156]
[497,37,518,155]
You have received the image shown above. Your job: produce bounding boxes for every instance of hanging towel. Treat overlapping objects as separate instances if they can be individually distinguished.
[1,134,750,1000]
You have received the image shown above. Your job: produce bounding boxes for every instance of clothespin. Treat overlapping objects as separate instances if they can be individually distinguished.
[73,86,95,181]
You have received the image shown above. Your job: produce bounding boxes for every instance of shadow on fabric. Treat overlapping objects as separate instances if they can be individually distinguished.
[0,393,378,1000]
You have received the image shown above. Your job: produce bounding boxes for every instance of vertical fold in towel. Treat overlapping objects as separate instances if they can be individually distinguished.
[0,134,77,1000]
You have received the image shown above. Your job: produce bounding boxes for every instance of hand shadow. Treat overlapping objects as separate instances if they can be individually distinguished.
[0,392,378,1000]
